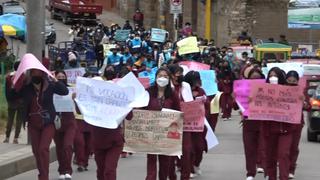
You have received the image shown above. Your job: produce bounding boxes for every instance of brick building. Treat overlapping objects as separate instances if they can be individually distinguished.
[115,0,320,48]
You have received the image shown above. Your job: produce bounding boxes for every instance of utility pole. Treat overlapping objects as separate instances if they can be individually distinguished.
[26,0,45,60]
[205,0,212,40]
[159,0,166,30]
[135,0,140,10]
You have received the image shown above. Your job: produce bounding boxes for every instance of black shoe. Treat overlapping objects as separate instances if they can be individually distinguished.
[77,166,85,172]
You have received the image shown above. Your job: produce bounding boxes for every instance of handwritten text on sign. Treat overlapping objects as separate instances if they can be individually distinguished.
[180,100,205,132]
[75,77,134,129]
[248,83,303,124]
[124,110,183,156]
[65,68,86,84]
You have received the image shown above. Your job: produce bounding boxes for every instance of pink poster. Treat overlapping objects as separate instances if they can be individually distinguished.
[13,53,54,85]
[233,79,265,116]
[248,83,304,124]
[180,100,205,132]
[179,61,210,71]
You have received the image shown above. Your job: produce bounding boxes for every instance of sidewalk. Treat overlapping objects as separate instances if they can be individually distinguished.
[99,10,128,26]
[0,129,56,179]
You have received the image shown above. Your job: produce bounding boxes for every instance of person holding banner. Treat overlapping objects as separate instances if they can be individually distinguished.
[241,68,266,180]
[53,70,77,180]
[8,68,69,180]
[184,71,208,177]
[90,68,133,180]
[286,71,310,179]
[145,67,181,180]
[264,67,295,180]
[168,65,194,180]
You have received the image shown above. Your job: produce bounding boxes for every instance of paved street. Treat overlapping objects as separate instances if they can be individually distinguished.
[8,114,320,180]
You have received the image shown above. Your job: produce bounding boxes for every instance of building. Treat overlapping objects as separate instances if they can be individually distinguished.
[115,0,320,49]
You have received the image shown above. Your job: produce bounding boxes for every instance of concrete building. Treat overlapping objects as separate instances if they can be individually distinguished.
[114,0,320,49]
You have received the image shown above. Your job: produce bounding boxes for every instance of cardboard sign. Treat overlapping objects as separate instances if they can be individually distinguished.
[124,110,183,156]
[180,100,205,132]
[248,83,303,124]
[199,70,218,95]
[233,79,265,116]
[177,37,199,55]
[151,28,167,43]
[53,87,76,112]
[65,68,86,84]
[114,30,131,42]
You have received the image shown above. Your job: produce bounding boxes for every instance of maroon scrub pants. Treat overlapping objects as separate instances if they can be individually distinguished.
[289,124,303,175]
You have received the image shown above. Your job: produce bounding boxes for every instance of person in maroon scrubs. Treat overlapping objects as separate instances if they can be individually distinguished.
[184,70,208,177]
[91,66,133,180]
[54,70,77,180]
[8,69,68,180]
[168,64,193,180]
[145,67,180,180]
[264,67,296,180]
[73,73,94,172]
[241,67,266,180]
[286,71,310,179]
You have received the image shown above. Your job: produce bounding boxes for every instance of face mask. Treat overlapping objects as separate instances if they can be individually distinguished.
[287,83,297,86]
[227,52,233,56]
[269,76,278,84]
[113,52,117,55]
[135,37,140,40]
[58,79,68,85]
[31,76,43,85]
[156,77,169,87]
[177,75,184,84]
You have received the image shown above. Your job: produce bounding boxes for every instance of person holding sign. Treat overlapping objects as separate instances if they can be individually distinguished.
[286,71,310,179]
[168,65,194,180]
[145,67,181,180]
[7,68,69,180]
[241,67,266,180]
[53,70,77,180]
[263,67,296,180]
[184,71,208,177]
[90,68,133,180]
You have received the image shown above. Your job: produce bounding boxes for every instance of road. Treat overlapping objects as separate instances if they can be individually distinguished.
[8,113,320,180]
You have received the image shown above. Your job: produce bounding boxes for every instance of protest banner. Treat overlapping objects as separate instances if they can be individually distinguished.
[114,30,131,42]
[138,67,158,86]
[151,28,167,43]
[204,119,219,150]
[177,36,199,55]
[65,67,86,84]
[267,62,304,77]
[179,61,210,73]
[233,79,265,116]
[303,64,320,76]
[124,110,183,156]
[54,87,76,112]
[13,53,54,85]
[248,83,303,124]
[199,70,218,95]
[210,92,223,114]
[180,100,205,132]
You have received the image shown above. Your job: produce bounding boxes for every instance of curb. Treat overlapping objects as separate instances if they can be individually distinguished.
[0,146,57,179]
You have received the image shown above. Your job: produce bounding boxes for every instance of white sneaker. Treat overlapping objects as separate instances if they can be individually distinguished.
[58,174,65,180]
[65,174,72,180]
[257,167,264,173]
[190,173,197,179]
[289,173,295,179]
[246,176,254,180]
[194,166,202,175]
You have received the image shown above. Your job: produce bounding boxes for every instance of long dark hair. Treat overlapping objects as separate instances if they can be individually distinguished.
[286,70,299,81]
[184,70,201,88]
[266,67,286,85]
[54,70,68,81]
[149,67,173,99]
[247,67,265,79]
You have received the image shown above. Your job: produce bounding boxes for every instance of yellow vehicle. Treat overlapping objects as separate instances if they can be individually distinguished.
[254,43,292,62]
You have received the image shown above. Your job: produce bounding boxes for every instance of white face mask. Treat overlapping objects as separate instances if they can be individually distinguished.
[227,52,233,56]
[156,77,169,87]
[269,76,278,84]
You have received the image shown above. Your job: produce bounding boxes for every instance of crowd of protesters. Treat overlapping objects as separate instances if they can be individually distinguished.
[2,11,309,180]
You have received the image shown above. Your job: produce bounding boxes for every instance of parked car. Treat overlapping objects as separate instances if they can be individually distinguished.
[1,0,25,15]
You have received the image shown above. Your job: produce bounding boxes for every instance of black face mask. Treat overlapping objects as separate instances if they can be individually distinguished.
[287,83,298,86]
[58,79,68,85]
[177,75,184,84]
[69,61,77,67]
[31,76,43,85]
[113,52,117,55]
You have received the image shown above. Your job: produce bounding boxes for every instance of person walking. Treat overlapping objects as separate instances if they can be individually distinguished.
[7,66,68,180]
[3,61,24,144]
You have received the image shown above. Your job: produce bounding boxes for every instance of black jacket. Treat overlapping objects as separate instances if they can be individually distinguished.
[7,80,69,124]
